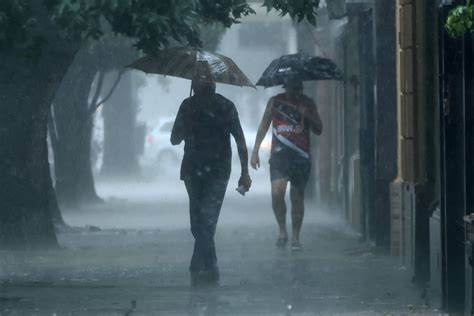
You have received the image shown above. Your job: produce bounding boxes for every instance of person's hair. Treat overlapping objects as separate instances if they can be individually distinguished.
[192,80,216,95]
[283,80,303,92]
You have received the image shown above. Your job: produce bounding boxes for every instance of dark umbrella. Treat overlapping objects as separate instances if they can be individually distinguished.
[127,47,255,88]
[256,53,344,88]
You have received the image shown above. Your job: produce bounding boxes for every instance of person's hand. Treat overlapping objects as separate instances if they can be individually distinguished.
[250,151,260,170]
[238,173,252,192]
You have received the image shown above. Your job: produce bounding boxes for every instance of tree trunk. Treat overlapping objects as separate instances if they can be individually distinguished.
[0,5,78,249]
[48,162,67,227]
[100,72,141,178]
[47,113,67,227]
[53,114,101,208]
[0,55,74,249]
[52,53,102,208]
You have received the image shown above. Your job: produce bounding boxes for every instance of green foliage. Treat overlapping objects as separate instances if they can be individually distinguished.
[262,0,320,26]
[47,1,204,53]
[0,0,45,58]
[84,34,138,72]
[201,23,226,51]
[198,0,255,27]
[446,0,473,38]
[0,0,321,57]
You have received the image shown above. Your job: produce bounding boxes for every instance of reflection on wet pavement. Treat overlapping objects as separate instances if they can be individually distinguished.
[0,185,433,315]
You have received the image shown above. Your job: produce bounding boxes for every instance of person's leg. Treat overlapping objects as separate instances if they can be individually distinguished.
[290,184,305,244]
[271,178,289,241]
[184,179,205,277]
[288,158,311,250]
[198,177,228,282]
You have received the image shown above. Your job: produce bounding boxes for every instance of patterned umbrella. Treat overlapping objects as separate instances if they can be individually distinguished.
[127,47,255,88]
[256,53,344,88]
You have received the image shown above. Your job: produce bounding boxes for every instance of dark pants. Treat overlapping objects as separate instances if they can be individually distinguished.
[269,151,311,192]
[184,176,229,280]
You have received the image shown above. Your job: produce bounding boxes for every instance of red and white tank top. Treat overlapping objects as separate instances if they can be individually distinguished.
[271,93,313,159]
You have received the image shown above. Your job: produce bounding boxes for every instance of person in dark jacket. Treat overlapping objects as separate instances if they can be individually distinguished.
[171,79,252,285]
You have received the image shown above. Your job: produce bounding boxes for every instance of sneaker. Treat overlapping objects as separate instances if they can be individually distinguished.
[276,237,288,249]
[291,241,302,252]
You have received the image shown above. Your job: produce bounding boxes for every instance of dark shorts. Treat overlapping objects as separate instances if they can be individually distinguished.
[269,152,311,191]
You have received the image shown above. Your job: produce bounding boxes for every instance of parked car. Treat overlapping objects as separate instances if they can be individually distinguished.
[140,117,183,171]
[141,118,272,172]
[232,128,272,167]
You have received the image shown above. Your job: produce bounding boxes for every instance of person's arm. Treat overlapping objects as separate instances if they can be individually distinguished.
[170,100,187,145]
[251,97,274,169]
[302,99,323,135]
[230,104,252,191]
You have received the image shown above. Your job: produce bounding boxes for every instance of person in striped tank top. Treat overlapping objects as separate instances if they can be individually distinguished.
[251,80,322,252]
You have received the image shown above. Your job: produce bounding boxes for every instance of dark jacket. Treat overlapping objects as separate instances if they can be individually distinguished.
[171,93,243,180]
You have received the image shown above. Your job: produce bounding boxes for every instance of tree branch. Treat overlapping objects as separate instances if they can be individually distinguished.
[87,70,123,118]
[88,71,105,115]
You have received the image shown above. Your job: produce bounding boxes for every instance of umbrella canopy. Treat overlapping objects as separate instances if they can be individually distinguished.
[127,47,255,88]
[256,53,344,88]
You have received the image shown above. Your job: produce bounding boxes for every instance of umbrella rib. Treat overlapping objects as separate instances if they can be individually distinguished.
[127,47,255,88]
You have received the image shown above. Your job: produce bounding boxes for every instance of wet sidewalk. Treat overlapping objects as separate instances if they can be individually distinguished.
[0,181,433,315]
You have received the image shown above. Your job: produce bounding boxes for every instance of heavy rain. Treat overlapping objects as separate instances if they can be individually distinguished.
[0,0,470,315]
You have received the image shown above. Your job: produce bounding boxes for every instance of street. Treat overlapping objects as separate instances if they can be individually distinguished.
[0,175,433,315]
